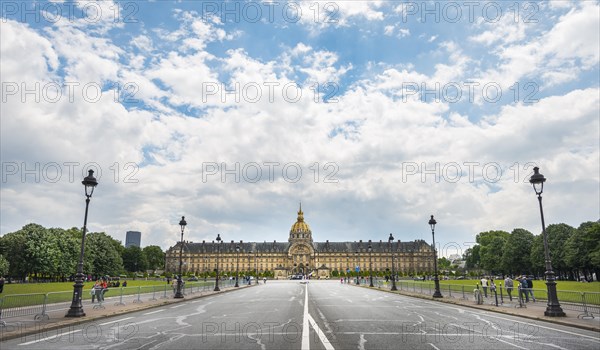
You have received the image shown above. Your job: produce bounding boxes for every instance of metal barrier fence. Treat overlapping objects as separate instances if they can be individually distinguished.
[0,280,238,325]
[374,280,600,318]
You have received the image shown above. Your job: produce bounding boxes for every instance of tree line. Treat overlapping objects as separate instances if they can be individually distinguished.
[0,223,165,281]
[463,221,600,280]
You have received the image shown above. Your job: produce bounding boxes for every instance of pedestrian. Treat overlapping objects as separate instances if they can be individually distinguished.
[172,277,178,293]
[480,276,488,298]
[91,281,100,303]
[504,276,514,301]
[122,280,127,287]
[518,276,529,302]
[526,276,536,302]
[98,278,108,302]
[263,277,267,284]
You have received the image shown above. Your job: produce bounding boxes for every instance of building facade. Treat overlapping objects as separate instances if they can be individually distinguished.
[165,205,435,278]
[125,231,141,248]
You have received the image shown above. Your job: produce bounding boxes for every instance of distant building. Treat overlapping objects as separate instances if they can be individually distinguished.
[125,231,141,248]
[165,204,435,279]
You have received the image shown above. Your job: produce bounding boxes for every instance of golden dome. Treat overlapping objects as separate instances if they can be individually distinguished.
[290,203,311,234]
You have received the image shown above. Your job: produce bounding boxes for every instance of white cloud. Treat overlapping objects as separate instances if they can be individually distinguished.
[1,1,598,254]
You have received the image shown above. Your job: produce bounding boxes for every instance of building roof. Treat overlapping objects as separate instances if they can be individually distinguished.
[168,239,432,254]
[166,206,433,255]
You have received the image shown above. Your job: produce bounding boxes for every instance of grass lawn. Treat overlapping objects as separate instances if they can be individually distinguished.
[0,279,216,308]
[1,279,174,295]
[390,279,600,305]
[433,279,600,293]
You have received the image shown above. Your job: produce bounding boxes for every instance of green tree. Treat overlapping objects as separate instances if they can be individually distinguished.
[438,257,451,270]
[47,228,79,281]
[2,227,28,279]
[0,254,9,276]
[143,245,165,270]
[500,228,534,275]
[530,234,545,276]
[122,246,148,273]
[565,221,600,280]
[476,230,509,273]
[464,245,480,269]
[545,223,575,278]
[85,232,124,277]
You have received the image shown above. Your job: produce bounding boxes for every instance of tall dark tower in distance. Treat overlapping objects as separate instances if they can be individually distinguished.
[125,231,141,248]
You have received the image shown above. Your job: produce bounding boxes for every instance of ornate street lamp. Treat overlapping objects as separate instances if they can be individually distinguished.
[388,233,397,291]
[368,243,374,287]
[214,234,222,291]
[247,251,252,285]
[235,245,240,287]
[66,170,98,318]
[204,256,208,281]
[345,254,349,277]
[529,167,566,317]
[255,253,259,285]
[429,215,443,298]
[355,250,360,284]
[174,216,187,298]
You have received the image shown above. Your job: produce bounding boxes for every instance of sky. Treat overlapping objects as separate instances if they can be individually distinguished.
[1,0,598,257]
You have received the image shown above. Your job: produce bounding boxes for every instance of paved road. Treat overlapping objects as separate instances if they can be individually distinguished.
[2,281,599,349]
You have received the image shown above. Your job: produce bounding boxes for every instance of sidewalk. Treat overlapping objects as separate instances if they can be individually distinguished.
[0,283,256,342]
[358,284,600,333]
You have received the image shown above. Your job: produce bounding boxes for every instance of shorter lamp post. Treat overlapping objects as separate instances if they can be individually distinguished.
[66,169,98,318]
[355,250,360,284]
[214,234,221,291]
[429,215,443,298]
[247,251,252,285]
[204,256,208,281]
[529,167,565,317]
[235,245,240,287]
[389,233,397,291]
[255,253,259,285]
[368,243,374,287]
[346,254,349,278]
[174,216,187,298]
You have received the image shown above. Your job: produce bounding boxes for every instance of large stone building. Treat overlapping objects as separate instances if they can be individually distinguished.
[165,205,435,278]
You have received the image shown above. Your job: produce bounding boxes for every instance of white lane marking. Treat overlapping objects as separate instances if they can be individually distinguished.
[302,283,310,350]
[143,309,165,315]
[416,299,600,342]
[99,316,134,326]
[358,333,367,350]
[20,316,137,345]
[429,343,441,350]
[19,330,79,346]
[307,314,335,350]
[493,336,530,349]
[467,311,600,342]
[170,304,186,309]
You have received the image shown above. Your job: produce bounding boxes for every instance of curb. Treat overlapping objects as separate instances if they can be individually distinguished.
[0,284,256,342]
[354,284,600,333]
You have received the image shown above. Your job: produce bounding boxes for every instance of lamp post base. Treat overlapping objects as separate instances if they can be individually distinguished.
[544,308,566,317]
[65,277,86,318]
[65,306,86,317]
[65,308,86,317]
[174,278,184,298]
[433,278,443,298]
